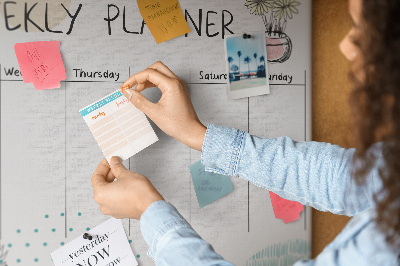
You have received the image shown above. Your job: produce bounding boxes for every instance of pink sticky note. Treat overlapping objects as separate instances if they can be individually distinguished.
[14,41,66,90]
[269,191,304,224]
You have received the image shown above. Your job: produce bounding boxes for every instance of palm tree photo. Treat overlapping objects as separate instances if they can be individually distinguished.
[237,51,242,76]
[228,56,234,73]
[260,55,265,65]
[253,53,258,74]
[244,56,252,77]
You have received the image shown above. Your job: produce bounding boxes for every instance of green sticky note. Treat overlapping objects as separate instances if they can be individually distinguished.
[189,160,233,208]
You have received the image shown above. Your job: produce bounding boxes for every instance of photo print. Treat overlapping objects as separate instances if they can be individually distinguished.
[225,31,270,100]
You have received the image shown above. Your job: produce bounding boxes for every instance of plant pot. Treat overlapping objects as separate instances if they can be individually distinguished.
[266,31,292,63]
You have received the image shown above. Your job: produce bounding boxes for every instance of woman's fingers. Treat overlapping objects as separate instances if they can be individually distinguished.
[91,159,111,199]
[121,61,179,93]
[105,168,116,183]
[120,67,179,117]
[109,156,130,178]
[121,68,174,93]
[147,61,178,79]
[121,89,159,117]
[135,81,156,92]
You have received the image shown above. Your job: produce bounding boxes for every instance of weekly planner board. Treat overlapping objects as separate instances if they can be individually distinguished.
[0,0,312,265]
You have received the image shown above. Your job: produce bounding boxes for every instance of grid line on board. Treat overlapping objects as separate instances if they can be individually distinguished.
[247,97,250,233]
[0,79,306,87]
[189,88,192,224]
[0,64,2,240]
[304,70,307,231]
[189,144,192,224]
[188,67,192,224]
[129,156,131,237]
[129,67,131,236]
[65,82,68,238]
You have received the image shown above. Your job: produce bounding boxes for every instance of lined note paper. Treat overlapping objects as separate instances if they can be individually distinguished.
[14,41,66,90]
[79,90,158,162]
[137,0,191,44]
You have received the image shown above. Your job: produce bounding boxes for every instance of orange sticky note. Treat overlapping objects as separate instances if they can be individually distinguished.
[14,41,66,90]
[269,191,304,224]
[137,0,191,44]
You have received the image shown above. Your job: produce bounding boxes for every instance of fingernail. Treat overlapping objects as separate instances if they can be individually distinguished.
[123,89,133,100]
[110,156,122,165]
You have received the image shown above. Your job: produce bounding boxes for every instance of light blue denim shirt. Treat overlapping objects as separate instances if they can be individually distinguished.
[140,124,399,265]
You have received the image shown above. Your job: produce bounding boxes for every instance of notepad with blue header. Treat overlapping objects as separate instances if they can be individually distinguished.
[79,90,158,162]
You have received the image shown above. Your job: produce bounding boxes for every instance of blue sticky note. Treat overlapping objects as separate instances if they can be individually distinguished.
[189,160,234,208]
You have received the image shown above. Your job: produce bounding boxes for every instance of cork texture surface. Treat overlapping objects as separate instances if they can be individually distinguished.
[312,0,354,258]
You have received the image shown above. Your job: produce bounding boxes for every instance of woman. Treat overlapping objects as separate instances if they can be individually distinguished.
[91,0,400,264]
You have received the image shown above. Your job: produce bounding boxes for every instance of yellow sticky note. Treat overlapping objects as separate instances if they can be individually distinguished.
[137,0,191,44]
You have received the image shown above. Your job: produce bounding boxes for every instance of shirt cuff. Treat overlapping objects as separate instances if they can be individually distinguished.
[140,200,191,260]
[201,124,245,176]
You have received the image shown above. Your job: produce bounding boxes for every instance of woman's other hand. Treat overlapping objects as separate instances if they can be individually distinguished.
[91,157,164,219]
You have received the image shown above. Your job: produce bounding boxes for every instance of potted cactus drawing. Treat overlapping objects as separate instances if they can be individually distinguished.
[245,0,300,63]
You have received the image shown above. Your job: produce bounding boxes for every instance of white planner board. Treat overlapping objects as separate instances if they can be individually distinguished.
[0,0,312,265]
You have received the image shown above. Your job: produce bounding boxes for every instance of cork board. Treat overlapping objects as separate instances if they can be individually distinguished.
[312,0,353,258]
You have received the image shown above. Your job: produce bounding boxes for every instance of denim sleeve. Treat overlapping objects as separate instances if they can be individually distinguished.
[201,124,382,216]
[293,210,399,266]
[140,200,234,265]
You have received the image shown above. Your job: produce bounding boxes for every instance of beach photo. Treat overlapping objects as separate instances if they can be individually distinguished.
[225,31,270,100]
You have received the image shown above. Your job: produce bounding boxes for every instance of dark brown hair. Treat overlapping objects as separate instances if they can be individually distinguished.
[350,0,400,252]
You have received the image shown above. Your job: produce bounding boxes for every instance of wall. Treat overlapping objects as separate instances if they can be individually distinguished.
[312,0,353,257]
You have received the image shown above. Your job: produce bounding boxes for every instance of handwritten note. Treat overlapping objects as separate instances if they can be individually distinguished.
[51,218,138,266]
[137,0,191,44]
[189,160,233,208]
[79,90,158,162]
[14,41,66,90]
[269,192,304,224]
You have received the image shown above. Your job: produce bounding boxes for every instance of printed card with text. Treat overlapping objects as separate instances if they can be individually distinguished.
[51,218,138,266]
[80,90,158,162]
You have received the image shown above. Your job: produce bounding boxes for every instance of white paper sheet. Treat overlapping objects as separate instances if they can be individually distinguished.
[51,218,138,266]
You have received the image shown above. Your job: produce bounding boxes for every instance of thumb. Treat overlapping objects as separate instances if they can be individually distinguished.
[122,89,155,117]
[92,158,111,189]
[109,156,129,178]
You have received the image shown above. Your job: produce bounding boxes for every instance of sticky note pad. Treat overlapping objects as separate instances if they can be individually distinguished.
[14,41,66,90]
[137,0,191,44]
[51,218,138,266]
[79,90,158,162]
[189,160,233,208]
[269,191,304,224]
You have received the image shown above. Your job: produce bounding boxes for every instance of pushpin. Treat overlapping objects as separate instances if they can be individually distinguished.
[242,33,251,39]
[83,233,93,240]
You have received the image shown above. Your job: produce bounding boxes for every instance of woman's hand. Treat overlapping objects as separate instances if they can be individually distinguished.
[120,61,206,151]
[91,157,164,220]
